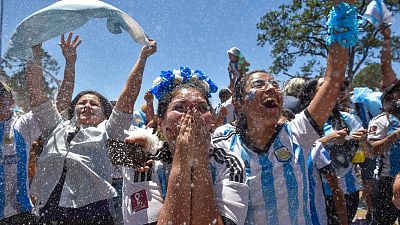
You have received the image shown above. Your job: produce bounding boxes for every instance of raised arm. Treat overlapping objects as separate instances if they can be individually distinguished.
[114,40,157,114]
[380,27,397,89]
[307,0,355,128]
[56,32,82,114]
[26,45,48,107]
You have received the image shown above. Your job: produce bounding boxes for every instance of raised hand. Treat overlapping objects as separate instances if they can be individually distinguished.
[351,128,367,142]
[141,39,157,59]
[31,44,43,62]
[59,32,82,63]
[380,26,391,39]
[144,90,154,103]
[318,128,348,147]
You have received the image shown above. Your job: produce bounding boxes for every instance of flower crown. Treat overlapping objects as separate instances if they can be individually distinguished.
[149,66,218,100]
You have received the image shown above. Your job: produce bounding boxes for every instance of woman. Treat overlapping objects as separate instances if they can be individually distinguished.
[25,39,157,224]
[212,1,356,224]
[122,67,249,225]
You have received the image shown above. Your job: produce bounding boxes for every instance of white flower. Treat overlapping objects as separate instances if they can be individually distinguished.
[152,77,162,87]
[173,69,181,77]
[174,74,183,84]
[200,80,210,92]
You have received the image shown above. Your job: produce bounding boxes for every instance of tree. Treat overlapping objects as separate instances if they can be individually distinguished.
[1,49,60,112]
[352,63,381,90]
[257,0,400,83]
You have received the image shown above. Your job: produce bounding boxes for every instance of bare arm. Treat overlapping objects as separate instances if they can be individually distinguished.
[114,41,156,114]
[56,32,82,114]
[26,45,48,107]
[370,127,400,155]
[307,42,347,128]
[380,27,397,89]
[324,171,349,225]
[307,0,355,128]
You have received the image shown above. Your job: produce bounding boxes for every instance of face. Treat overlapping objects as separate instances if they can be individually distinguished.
[236,72,283,126]
[74,94,106,126]
[159,88,213,151]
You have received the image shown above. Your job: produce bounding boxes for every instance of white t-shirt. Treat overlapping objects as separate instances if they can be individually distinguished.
[215,97,236,124]
[122,144,249,225]
[367,112,400,177]
[0,112,41,219]
[212,110,321,225]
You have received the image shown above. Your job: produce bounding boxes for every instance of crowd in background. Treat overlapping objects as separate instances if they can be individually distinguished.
[1,0,400,225]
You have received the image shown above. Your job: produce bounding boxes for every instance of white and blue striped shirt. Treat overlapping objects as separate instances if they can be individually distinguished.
[0,112,40,220]
[307,141,332,225]
[322,112,362,195]
[212,110,321,225]
[367,113,400,178]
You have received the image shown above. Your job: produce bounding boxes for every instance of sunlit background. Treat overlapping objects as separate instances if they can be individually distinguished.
[1,0,399,107]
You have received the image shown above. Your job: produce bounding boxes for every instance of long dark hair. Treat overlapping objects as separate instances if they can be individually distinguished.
[67,90,113,120]
[232,69,272,132]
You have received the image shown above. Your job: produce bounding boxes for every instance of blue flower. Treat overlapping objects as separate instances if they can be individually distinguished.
[180,67,192,81]
[150,66,219,100]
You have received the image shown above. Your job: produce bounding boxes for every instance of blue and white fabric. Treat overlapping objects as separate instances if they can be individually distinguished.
[122,145,249,225]
[212,111,320,225]
[322,112,362,196]
[367,113,400,177]
[307,141,332,225]
[6,0,149,60]
[352,87,382,128]
[0,112,41,220]
[364,0,394,29]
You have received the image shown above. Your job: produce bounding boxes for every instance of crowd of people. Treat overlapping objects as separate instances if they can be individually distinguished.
[1,0,400,225]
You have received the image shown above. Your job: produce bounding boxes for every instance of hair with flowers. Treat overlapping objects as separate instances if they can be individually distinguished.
[149,66,218,100]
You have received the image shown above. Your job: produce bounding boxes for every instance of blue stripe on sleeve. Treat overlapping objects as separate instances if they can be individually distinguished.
[295,143,312,225]
[14,129,33,213]
[258,154,278,224]
[307,154,320,225]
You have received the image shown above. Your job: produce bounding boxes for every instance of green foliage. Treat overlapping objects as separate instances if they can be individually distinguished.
[0,49,60,111]
[257,0,400,80]
[352,63,382,90]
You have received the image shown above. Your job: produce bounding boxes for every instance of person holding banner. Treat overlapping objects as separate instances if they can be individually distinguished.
[25,36,156,224]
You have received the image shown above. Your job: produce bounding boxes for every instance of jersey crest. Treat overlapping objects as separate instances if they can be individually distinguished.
[274,146,292,162]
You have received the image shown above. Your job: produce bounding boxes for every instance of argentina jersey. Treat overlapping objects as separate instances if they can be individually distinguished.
[122,143,249,225]
[379,114,400,177]
[212,110,322,225]
[321,112,361,195]
[307,141,332,225]
[0,112,40,220]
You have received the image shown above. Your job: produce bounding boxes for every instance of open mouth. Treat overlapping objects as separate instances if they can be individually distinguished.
[262,99,278,108]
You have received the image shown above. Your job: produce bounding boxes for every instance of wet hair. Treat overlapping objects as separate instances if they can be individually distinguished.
[157,80,213,119]
[67,90,113,120]
[282,77,306,98]
[381,80,400,113]
[297,78,320,112]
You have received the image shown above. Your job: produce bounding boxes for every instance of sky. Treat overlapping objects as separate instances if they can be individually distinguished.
[1,0,399,108]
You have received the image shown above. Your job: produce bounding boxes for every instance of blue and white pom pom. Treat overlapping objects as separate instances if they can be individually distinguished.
[326,1,362,48]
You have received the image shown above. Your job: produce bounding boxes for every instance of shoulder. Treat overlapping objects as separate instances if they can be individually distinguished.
[212,123,236,141]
